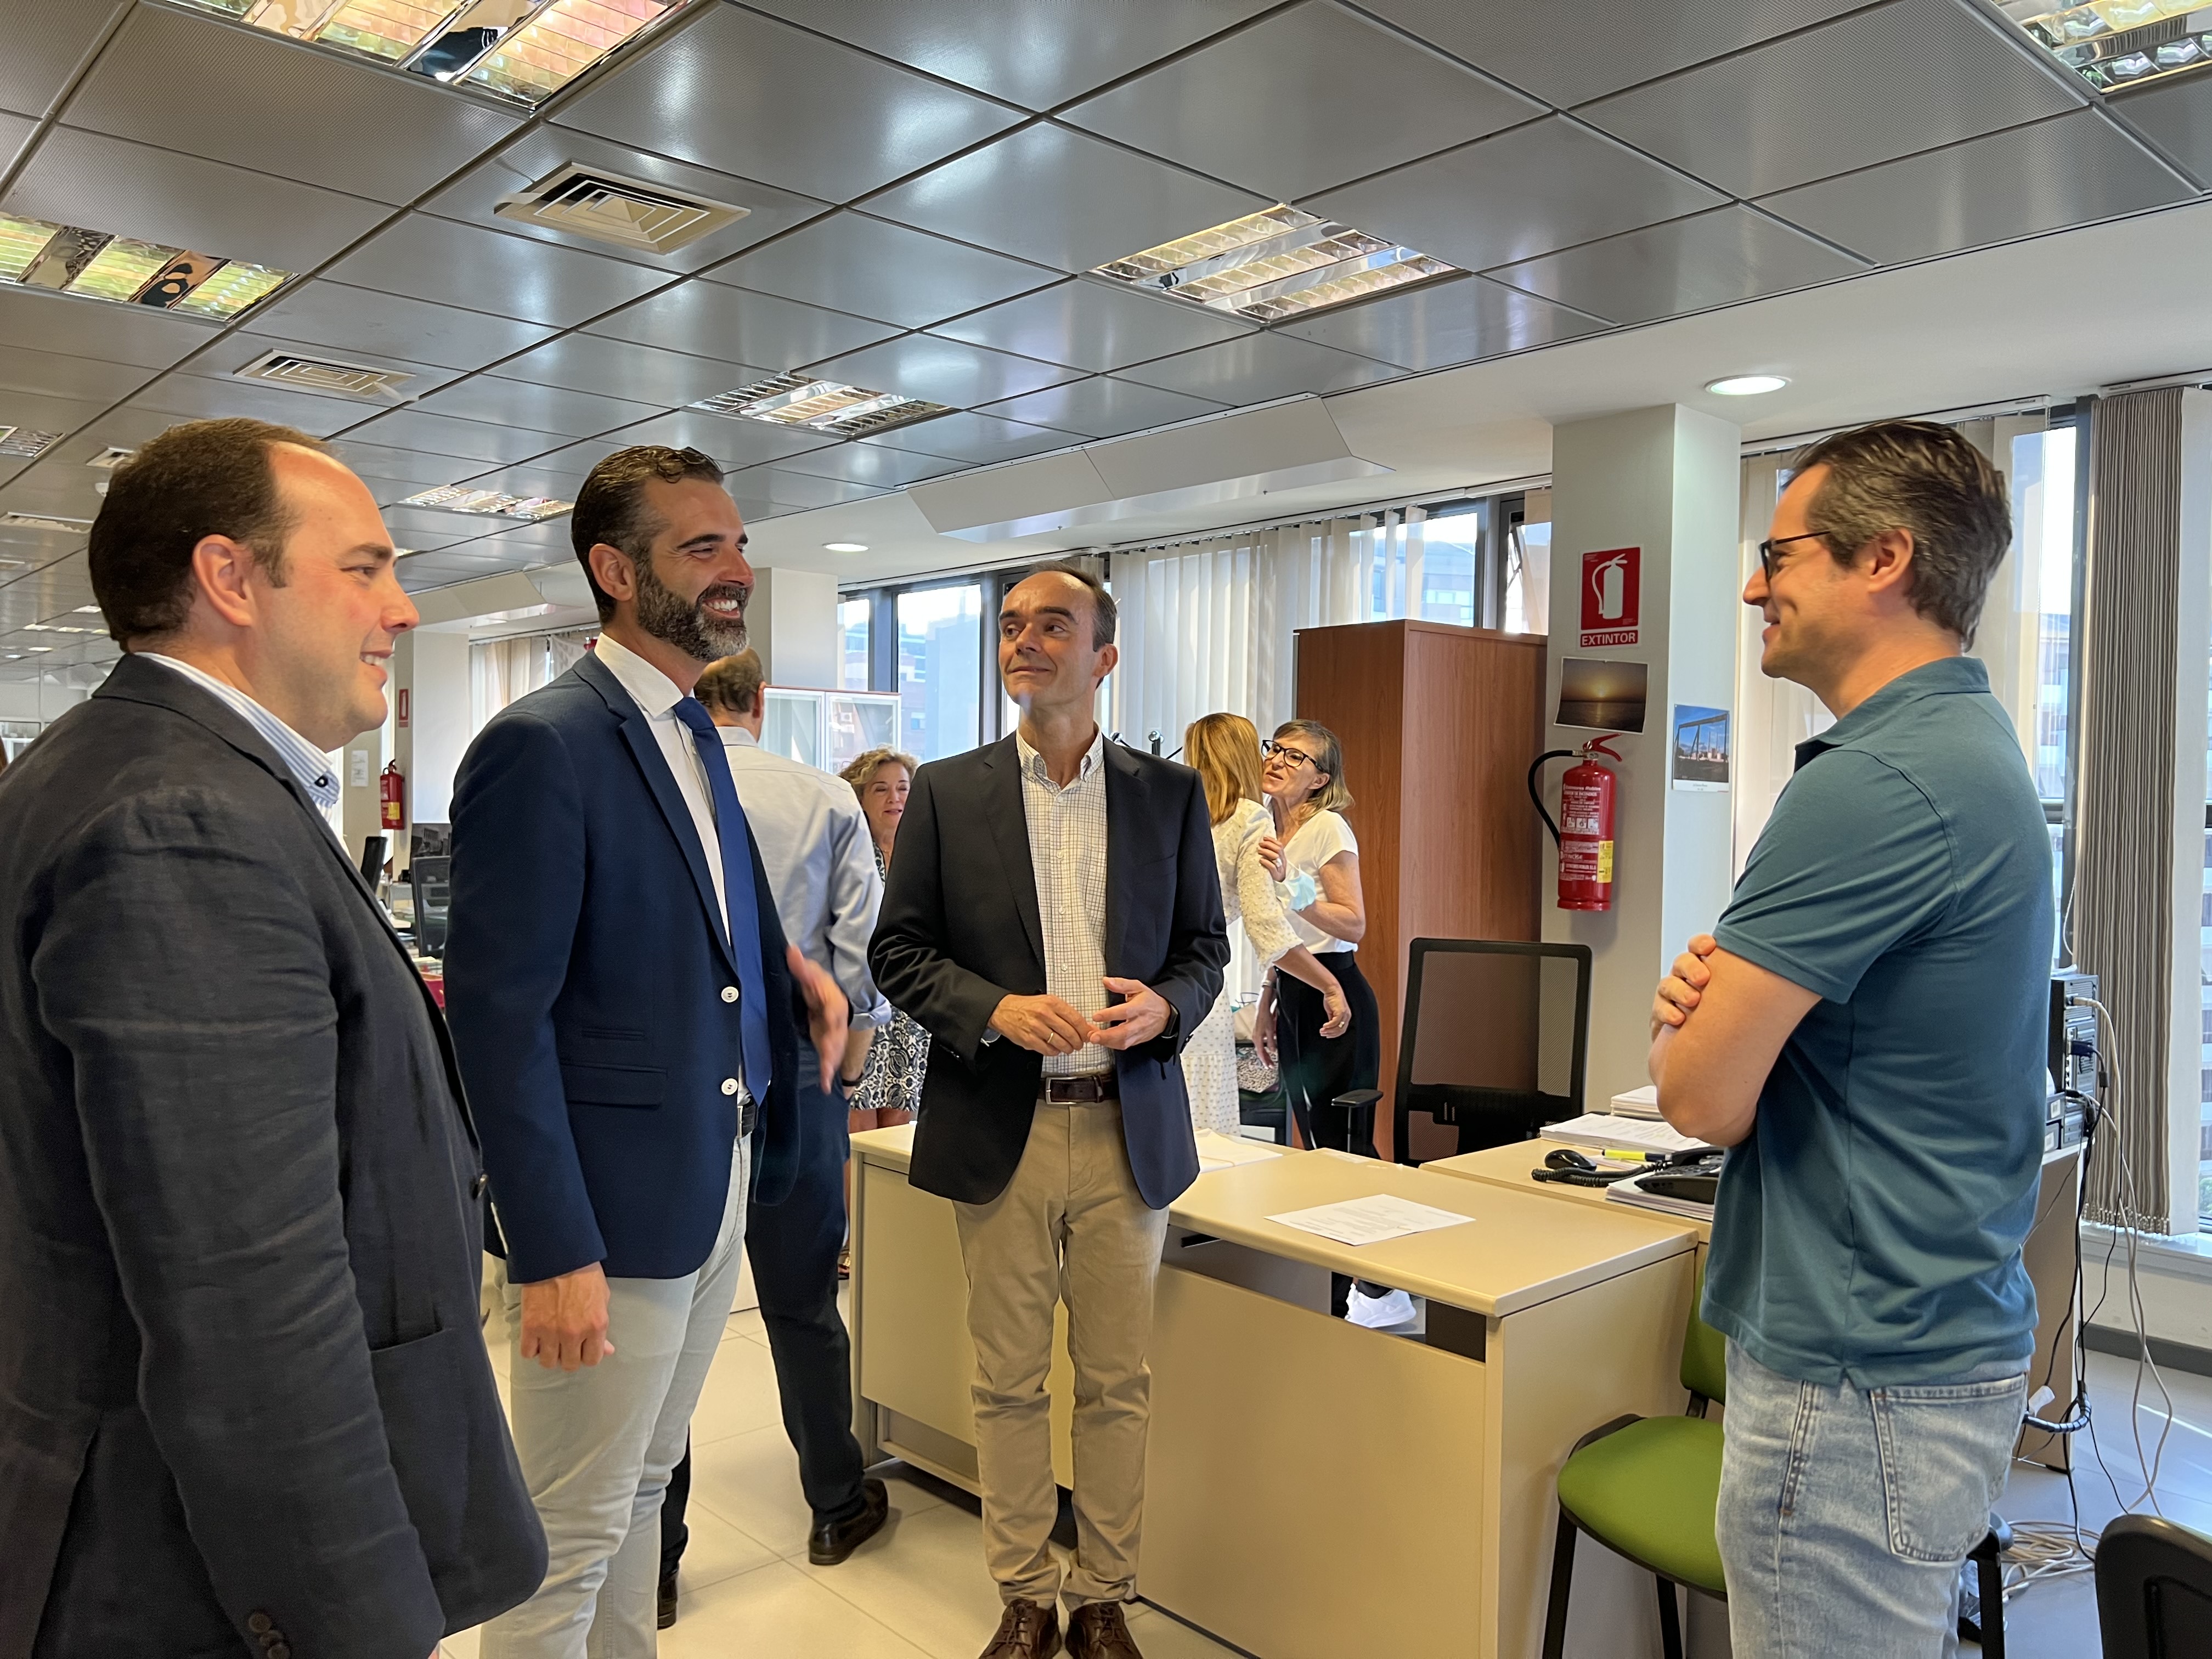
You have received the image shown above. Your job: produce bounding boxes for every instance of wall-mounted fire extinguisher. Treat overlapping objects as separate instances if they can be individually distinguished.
[1528,736,1622,912]
[380,759,405,831]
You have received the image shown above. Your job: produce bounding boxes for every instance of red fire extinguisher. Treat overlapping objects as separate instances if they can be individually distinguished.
[1528,737,1622,912]
[380,760,405,831]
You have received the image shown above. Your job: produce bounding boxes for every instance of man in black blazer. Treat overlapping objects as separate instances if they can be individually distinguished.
[871,565,1228,1659]
[445,446,847,1657]
[0,418,544,1657]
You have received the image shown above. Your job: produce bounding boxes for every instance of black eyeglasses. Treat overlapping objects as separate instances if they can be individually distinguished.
[1757,529,1838,582]
[1262,740,1318,770]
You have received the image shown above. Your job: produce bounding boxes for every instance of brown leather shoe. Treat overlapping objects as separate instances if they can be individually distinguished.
[979,1598,1062,1659]
[1066,1601,1144,1658]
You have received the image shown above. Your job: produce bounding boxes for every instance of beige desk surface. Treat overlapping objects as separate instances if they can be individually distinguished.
[851,1126,1692,1319]
[1426,1139,1708,1237]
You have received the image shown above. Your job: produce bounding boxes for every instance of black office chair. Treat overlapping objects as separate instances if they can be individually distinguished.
[2096,1514,2212,1656]
[1356,939,1592,1166]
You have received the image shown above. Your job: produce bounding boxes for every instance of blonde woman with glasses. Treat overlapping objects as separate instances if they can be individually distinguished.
[1180,715,1348,1138]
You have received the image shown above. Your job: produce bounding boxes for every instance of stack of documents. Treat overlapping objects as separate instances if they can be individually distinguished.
[1604,1170,1718,1221]
[1540,1113,1710,1157]
[1608,1085,1663,1119]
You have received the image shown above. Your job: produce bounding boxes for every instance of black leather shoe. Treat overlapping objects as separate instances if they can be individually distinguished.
[657,1568,678,1629]
[808,1475,889,1566]
[979,1598,1062,1658]
[1066,1601,1143,1658]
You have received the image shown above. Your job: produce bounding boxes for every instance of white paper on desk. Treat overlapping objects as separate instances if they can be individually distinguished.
[1195,1130,1282,1172]
[1266,1194,1474,1247]
[1540,1113,1708,1156]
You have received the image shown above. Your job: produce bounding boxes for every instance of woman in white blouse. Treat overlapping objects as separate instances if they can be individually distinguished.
[1180,714,1347,1137]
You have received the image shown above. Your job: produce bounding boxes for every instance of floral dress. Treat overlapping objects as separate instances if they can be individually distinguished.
[851,841,930,1119]
[1184,798,1302,1136]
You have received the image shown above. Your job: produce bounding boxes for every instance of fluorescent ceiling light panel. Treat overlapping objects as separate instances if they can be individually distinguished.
[494,162,748,252]
[0,512,89,532]
[693,374,954,439]
[0,212,292,319]
[1997,0,2212,90]
[400,485,574,520]
[179,0,688,105]
[0,427,61,459]
[1093,205,1458,323]
[22,623,98,634]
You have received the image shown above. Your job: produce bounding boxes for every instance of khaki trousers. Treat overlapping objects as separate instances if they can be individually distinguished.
[953,1099,1169,1610]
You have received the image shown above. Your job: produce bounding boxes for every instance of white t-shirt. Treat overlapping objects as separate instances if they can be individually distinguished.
[1280,808,1358,953]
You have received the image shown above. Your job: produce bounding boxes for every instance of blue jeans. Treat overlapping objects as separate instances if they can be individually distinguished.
[1716,1341,2025,1658]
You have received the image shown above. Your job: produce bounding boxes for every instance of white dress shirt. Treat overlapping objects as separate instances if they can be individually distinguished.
[140,653,343,822]
[1015,726,1111,1077]
[720,726,890,1030]
[592,634,729,939]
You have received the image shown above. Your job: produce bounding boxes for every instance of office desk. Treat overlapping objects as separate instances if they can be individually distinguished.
[1425,1138,2086,1469]
[849,1127,1700,1659]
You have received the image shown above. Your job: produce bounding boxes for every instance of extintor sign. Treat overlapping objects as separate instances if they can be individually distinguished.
[1579,546,1640,648]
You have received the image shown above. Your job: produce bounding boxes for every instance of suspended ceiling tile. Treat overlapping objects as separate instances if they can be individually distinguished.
[535,409,839,473]
[551,4,1023,203]
[378,506,507,545]
[3,126,388,274]
[723,466,885,511]
[0,2,125,119]
[0,111,33,176]
[34,408,188,468]
[732,0,1279,109]
[0,342,154,405]
[420,128,832,273]
[0,286,216,371]
[246,281,558,373]
[127,371,373,437]
[929,276,1255,373]
[1274,273,1606,368]
[407,377,663,441]
[1485,205,1867,327]
[323,215,668,330]
[767,441,968,489]
[975,375,1228,440]
[444,463,595,500]
[1577,0,2085,200]
[585,280,898,371]
[858,411,1082,466]
[1360,0,1872,109]
[0,390,105,441]
[867,123,1272,274]
[399,554,511,591]
[1063,2,1541,201]
[488,334,771,406]
[1758,111,2193,266]
[67,6,523,206]
[331,438,501,491]
[2108,72,2212,189]
[1113,329,1400,403]
[211,330,466,399]
[1305,117,1726,275]
[342,408,571,467]
[712,213,1058,330]
[797,334,1081,408]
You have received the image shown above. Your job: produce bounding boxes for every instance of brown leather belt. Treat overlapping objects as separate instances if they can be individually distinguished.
[1040,1073,1119,1104]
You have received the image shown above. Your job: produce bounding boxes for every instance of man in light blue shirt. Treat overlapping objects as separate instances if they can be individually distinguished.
[1650,420,2047,1657]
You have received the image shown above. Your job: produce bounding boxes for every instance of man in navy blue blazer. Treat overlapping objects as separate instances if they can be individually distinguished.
[445,445,847,1658]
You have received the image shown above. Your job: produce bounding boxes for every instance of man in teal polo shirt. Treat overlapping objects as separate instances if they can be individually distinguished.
[1650,419,2050,1657]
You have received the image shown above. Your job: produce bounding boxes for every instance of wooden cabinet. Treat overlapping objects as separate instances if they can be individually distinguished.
[1293,619,1548,1158]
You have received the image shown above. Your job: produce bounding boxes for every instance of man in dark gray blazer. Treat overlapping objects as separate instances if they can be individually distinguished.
[0,418,545,1658]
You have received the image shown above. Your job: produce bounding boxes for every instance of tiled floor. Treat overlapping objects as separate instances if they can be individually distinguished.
[444,1305,2212,1658]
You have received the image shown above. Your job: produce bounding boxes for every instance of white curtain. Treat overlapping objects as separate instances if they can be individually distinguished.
[1731,456,1831,876]
[470,629,596,737]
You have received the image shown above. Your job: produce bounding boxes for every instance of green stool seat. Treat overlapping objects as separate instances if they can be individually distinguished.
[1556,1416,1727,1596]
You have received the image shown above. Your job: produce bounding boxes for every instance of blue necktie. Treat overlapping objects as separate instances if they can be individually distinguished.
[671,697,774,1103]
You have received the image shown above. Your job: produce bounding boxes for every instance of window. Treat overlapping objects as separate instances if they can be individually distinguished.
[838,598,871,691]
[1504,519,1551,635]
[896,584,983,761]
[1418,503,1485,627]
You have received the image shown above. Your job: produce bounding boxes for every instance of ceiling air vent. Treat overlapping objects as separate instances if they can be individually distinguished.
[494,163,749,254]
[0,426,60,459]
[234,351,414,403]
[86,447,134,469]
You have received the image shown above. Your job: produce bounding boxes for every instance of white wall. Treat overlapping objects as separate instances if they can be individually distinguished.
[749,566,839,688]
[395,629,471,827]
[0,678,92,723]
[1543,405,1742,1105]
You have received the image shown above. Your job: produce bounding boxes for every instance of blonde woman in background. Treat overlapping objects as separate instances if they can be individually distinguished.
[839,746,928,1132]
[1181,716,1349,1138]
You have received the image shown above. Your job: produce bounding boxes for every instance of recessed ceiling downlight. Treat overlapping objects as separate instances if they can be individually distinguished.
[822,541,868,553]
[1706,375,1790,397]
